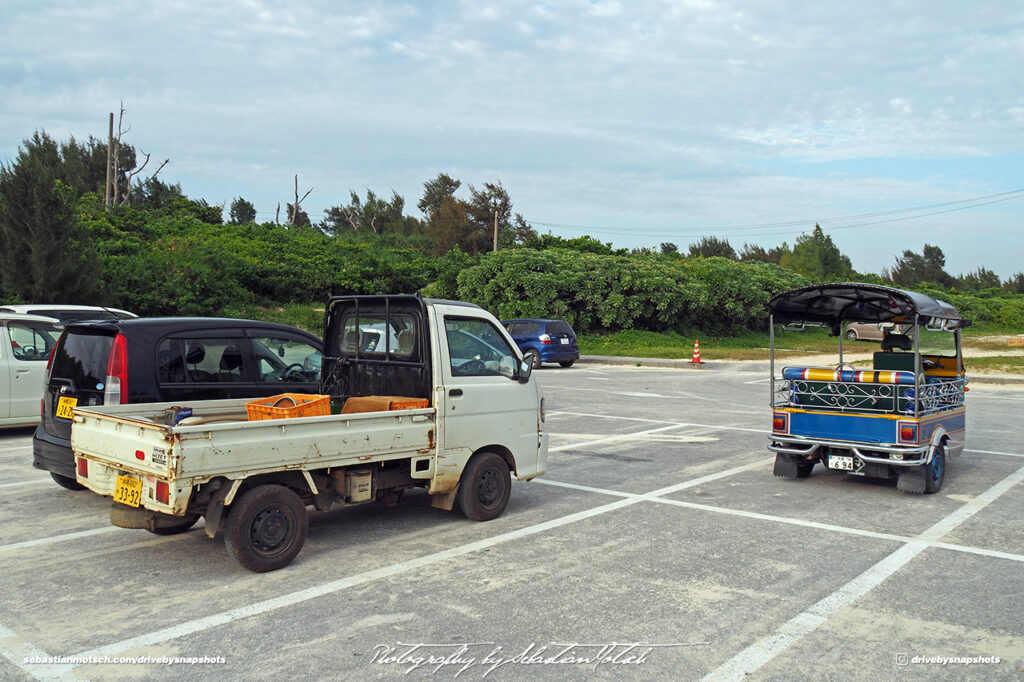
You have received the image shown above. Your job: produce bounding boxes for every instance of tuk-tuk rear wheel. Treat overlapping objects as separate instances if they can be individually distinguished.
[924,444,946,494]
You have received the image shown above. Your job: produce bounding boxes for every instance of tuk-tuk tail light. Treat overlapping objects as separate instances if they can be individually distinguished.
[898,423,918,443]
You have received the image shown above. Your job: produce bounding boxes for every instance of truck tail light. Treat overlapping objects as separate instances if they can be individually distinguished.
[156,480,169,504]
[900,425,918,441]
[539,333,551,344]
[77,457,88,479]
[104,333,129,405]
[772,413,788,432]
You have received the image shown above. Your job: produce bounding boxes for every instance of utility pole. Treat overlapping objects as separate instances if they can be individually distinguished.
[493,209,498,252]
[104,113,113,210]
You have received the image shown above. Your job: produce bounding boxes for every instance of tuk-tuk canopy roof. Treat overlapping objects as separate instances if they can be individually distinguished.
[768,283,969,328]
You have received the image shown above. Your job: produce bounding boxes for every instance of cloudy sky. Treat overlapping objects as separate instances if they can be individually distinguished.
[2,1,1022,277]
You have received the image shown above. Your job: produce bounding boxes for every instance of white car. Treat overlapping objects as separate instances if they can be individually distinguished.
[1,313,61,427]
[0,304,136,323]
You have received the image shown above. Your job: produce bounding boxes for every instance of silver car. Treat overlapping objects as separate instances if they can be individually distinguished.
[845,322,910,341]
[1,313,61,427]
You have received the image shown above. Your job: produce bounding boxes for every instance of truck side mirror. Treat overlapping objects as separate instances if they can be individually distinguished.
[517,358,533,383]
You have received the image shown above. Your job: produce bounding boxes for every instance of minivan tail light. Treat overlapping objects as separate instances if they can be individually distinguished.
[539,333,552,344]
[104,333,129,405]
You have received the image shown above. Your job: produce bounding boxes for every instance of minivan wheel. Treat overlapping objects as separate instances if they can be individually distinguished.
[50,472,86,491]
[845,329,858,341]
[523,350,540,369]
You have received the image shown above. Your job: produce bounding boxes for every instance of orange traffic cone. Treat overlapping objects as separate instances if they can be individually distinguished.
[690,338,703,364]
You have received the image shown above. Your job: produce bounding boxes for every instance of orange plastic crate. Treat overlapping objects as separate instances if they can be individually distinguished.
[340,395,430,414]
[245,393,331,421]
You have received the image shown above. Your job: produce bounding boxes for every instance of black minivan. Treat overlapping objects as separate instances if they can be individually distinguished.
[35,317,323,490]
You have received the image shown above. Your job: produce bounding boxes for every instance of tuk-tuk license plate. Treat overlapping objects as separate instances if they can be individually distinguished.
[56,396,78,419]
[114,475,142,507]
[828,455,854,471]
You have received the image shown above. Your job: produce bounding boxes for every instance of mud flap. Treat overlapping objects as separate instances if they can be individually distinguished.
[203,485,232,538]
[896,467,927,494]
[430,486,459,511]
[773,454,800,478]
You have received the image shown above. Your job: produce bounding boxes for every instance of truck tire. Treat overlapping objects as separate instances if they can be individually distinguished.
[50,472,85,491]
[224,485,308,572]
[146,514,200,536]
[458,452,511,521]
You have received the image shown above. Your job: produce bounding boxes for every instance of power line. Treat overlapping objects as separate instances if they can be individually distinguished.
[526,188,1024,239]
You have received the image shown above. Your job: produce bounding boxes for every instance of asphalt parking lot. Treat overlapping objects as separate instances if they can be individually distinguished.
[1,362,1022,681]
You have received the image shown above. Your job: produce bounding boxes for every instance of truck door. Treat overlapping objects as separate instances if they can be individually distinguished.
[434,311,540,476]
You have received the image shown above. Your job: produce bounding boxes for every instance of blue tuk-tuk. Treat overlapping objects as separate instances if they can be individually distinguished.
[766,283,970,494]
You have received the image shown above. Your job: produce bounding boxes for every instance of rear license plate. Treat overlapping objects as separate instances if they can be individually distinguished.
[560,338,569,344]
[828,455,854,471]
[56,396,78,420]
[114,475,142,507]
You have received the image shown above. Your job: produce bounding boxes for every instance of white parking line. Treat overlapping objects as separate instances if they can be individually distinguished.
[538,477,1024,563]
[9,460,769,679]
[0,479,49,490]
[965,448,1024,458]
[0,625,74,682]
[549,410,766,434]
[702,463,1024,682]
[0,527,119,554]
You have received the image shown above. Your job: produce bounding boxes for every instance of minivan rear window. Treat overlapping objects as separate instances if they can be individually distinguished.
[508,321,541,335]
[50,331,114,390]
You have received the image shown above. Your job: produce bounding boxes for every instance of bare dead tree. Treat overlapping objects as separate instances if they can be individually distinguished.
[106,102,171,208]
[275,202,281,224]
[289,174,313,224]
[119,154,170,206]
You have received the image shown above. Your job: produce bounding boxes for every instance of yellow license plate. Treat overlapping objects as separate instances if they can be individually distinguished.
[114,475,143,507]
[56,396,78,419]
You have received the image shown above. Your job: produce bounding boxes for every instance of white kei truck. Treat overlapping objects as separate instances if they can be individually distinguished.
[72,295,548,572]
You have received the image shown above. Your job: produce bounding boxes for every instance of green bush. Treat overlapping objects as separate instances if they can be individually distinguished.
[452,249,809,334]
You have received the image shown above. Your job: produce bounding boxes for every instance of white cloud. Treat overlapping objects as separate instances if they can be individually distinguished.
[0,0,1022,277]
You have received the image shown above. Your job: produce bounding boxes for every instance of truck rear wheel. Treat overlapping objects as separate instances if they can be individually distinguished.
[458,452,511,521]
[224,485,308,572]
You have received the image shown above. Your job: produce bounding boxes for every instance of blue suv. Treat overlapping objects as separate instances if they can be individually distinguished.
[502,318,579,368]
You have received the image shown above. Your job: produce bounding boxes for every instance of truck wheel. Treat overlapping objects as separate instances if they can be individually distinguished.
[224,485,308,572]
[50,472,85,491]
[796,461,814,478]
[458,452,511,521]
[523,350,540,369]
[146,514,200,536]
[924,444,946,494]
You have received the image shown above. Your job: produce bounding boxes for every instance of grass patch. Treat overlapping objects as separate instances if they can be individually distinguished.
[579,328,876,361]
[964,356,1024,375]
